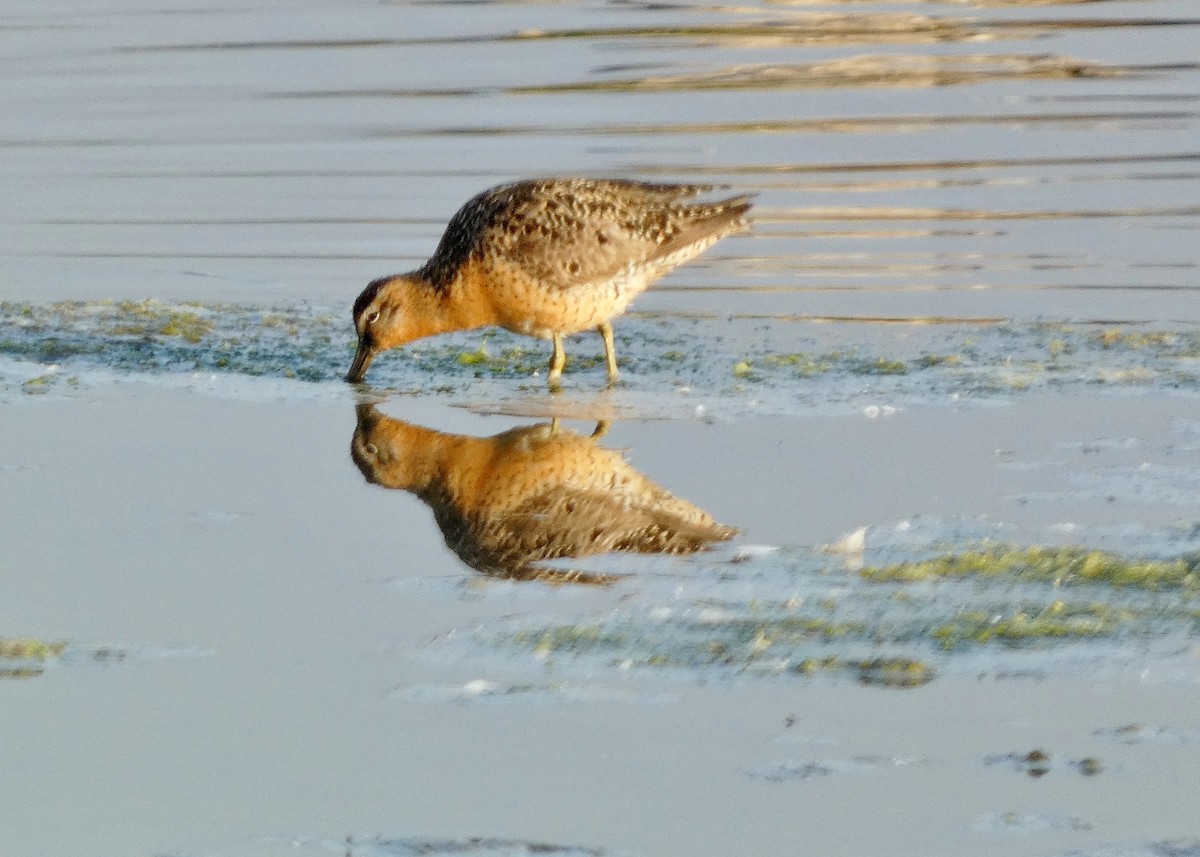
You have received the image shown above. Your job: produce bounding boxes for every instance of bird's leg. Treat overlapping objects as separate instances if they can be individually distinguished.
[598,322,619,384]
[548,332,566,389]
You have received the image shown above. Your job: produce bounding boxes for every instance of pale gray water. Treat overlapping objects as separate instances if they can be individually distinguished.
[4,0,1198,321]
[2,2,1200,856]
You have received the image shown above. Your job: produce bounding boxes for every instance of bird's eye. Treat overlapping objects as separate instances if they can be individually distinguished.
[366,310,381,326]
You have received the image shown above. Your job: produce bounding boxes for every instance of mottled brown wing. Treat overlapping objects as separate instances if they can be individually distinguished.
[484,179,752,292]
[503,484,737,559]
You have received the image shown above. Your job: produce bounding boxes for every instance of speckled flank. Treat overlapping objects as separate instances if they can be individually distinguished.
[347,178,753,386]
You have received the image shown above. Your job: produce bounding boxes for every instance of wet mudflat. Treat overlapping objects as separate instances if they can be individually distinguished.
[2,0,1200,855]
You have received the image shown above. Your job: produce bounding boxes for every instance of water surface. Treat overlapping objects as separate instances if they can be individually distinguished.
[2,1,1200,856]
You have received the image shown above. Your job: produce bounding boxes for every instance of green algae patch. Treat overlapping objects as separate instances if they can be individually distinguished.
[759,349,913,378]
[714,615,869,646]
[476,538,1200,682]
[1096,328,1182,351]
[511,623,627,658]
[94,300,215,342]
[454,337,492,367]
[1087,327,1200,363]
[795,655,936,688]
[1047,338,1072,360]
[157,311,214,343]
[1,637,66,678]
[416,339,551,379]
[856,656,936,687]
[930,601,1139,650]
[438,334,605,379]
[0,637,66,660]
[493,610,898,677]
[761,352,835,377]
[496,611,934,682]
[1096,367,1159,386]
[6,300,1200,401]
[21,374,53,394]
[457,349,489,366]
[860,545,1200,593]
[1,299,348,385]
[917,353,962,369]
[851,357,909,376]
[982,369,1039,392]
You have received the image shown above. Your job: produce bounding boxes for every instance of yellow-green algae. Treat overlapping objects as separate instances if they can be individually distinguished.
[7,300,1200,397]
[503,615,936,683]
[86,299,215,343]
[419,338,603,378]
[1047,338,1071,360]
[501,613,890,675]
[794,655,936,688]
[930,601,1140,650]
[761,352,835,377]
[714,615,869,644]
[492,548,1196,675]
[21,374,52,394]
[511,615,868,661]
[745,350,920,379]
[0,637,66,660]
[917,353,962,369]
[731,359,754,378]
[512,623,624,658]
[1,637,66,678]
[1096,328,1181,351]
[860,545,1200,593]
[853,357,909,376]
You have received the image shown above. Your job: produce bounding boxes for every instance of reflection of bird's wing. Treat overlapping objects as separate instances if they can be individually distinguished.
[421,179,752,293]
[505,484,737,559]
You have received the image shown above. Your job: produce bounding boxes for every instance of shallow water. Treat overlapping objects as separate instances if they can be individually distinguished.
[4,389,1200,857]
[4,0,1199,321]
[2,1,1200,856]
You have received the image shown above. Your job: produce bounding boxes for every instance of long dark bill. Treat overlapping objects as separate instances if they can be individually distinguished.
[345,338,376,383]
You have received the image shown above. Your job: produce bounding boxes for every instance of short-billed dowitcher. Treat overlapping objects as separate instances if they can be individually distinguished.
[346,178,752,386]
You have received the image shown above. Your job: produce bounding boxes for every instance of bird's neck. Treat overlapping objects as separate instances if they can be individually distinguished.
[403,268,495,336]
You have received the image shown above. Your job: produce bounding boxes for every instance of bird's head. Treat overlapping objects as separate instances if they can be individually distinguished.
[346,274,429,383]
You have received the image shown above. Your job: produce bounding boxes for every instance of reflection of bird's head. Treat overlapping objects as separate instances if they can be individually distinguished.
[349,403,384,482]
[350,403,442,491]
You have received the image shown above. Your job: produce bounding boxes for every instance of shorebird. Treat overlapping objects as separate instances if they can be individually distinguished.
[346,178,752,387]
[351,405,738,582]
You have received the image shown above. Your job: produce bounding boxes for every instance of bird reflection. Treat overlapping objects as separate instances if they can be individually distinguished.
[350,404,737,584]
